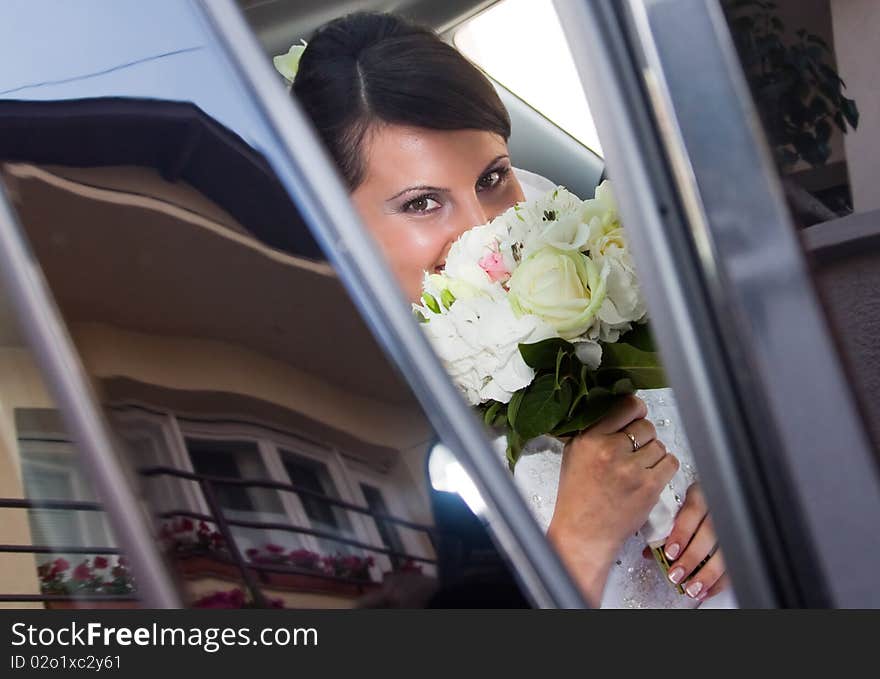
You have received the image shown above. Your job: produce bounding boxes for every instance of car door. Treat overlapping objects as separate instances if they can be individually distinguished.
[554,0,880,607]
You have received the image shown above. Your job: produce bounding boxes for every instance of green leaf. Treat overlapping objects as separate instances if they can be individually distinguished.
[617,323,657,353]
[519,338,575,370]
[440,288,455,309]
[595,341,667,390]
[506,430,524,471]
[552,388,617,437]
[483,401,502,427]
[554,347,567,390]
[515,375,573,441]
[568,364,591,418]
[507,389,525,430]
[421,293,440,314]
[841,97,859,129]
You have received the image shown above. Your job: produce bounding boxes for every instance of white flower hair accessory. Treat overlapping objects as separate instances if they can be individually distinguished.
[273,40,307,84]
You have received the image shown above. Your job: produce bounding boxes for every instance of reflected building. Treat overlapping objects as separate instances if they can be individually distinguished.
[0,100,439,609]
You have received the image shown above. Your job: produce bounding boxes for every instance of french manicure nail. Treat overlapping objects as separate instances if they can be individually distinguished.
[697,590,708,601]
[686,581,703,598]
[668,567,685,584]
[665,543,681,560]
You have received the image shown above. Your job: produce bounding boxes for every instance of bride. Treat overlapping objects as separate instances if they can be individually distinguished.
[289,11,734,608]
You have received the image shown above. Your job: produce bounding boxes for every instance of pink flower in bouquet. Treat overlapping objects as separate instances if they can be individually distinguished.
[51,558,70,576]
[478,251,510,283]
[93,556,109,569]
[265,543,284,555]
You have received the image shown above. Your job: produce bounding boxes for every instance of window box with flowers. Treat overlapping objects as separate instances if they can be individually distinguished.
[160,518,244,581]
[38,556,138,609]
[161,519,383,598]
[243,544,381,597]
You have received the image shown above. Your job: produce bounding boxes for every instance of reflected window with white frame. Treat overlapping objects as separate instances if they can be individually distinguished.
[185,437,303,556]
[15,409,115,565]
[104,406,435,581]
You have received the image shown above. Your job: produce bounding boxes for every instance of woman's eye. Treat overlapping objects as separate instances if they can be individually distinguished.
[404,196,441,213]
[477,168,506,191]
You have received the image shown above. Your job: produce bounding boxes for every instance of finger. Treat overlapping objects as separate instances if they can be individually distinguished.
[663,484,708,561]
[630,440,667,469]
[585,395,647,436]
[701,574,731,602]
[646,451,679,486]
[616,418,657,452]
[685,550,726,601]
[667,515,716,590]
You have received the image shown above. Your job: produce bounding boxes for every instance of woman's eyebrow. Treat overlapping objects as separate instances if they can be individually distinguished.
[386,184,447,202]
[384,155,509,202]
[480,154,509,175]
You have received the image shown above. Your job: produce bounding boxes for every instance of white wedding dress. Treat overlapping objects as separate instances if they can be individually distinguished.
[503,169,738,609]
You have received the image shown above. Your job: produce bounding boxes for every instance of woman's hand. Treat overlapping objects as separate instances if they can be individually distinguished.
[664,483,729,601]
[546,395,680,605]
[662,483,729,602]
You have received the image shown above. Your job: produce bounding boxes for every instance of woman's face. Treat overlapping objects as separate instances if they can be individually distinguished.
[351,125,525,301]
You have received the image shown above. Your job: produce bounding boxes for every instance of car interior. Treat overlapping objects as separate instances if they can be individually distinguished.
[238,0,606,201]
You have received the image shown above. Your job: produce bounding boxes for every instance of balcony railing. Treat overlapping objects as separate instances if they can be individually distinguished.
[0,465,438,607]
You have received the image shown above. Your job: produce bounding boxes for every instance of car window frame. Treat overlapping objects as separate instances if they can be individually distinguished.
[554,0,880,607]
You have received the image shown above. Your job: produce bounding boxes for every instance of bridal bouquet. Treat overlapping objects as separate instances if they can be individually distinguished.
[414,180,666,467]
[415,180,684,592]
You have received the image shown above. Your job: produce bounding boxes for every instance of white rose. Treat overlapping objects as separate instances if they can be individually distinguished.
[508,247,607,340]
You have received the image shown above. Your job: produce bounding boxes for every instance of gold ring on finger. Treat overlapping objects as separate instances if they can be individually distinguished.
[624,430,640,452]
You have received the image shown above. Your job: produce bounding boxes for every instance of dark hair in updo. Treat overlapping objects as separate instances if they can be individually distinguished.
[292,12,511,189]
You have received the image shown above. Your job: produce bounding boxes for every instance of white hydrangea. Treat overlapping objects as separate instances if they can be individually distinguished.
[415,283,555,405]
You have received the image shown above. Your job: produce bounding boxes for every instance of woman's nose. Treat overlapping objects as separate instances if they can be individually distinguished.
[453,195,489,237]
